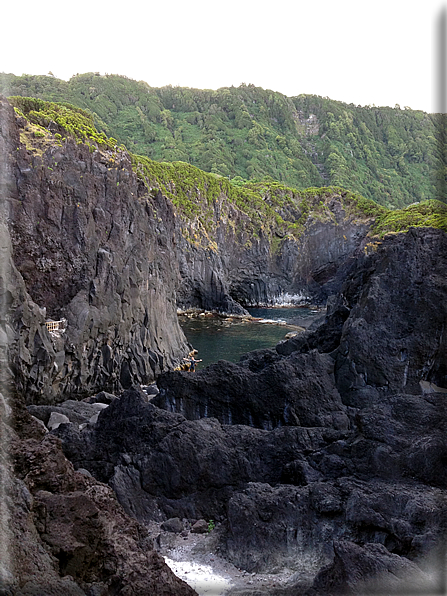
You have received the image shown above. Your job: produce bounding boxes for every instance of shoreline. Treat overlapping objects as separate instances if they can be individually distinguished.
[177,304,326,328]
[177,306,326,331]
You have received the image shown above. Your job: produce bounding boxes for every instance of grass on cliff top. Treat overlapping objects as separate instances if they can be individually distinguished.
[372,199,447,236]
[9,96,447,241]
[130,152,390,242]
[131,153,282,226]
[8,95,121,151]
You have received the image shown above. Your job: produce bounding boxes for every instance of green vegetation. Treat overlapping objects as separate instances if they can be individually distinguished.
[372,199,447,236]
[2,73,445,208]
[11,96,447,247]
[131,153,291,236]
[292,95,441,208]
[8,95,120,151]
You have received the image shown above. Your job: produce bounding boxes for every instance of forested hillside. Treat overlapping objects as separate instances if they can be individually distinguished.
[7,95,446,240]
[1,72,445,208]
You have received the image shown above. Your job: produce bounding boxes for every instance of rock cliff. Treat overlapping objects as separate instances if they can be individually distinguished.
[172,190,371,312]
[1,95,375,403]
[2,93,447,594]
[51,228,447,594]
[1,95,200,593]
[1,95,189,404]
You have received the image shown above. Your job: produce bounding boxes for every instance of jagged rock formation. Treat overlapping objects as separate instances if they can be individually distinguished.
[1,95,189,404]
[155,350,349,430]
[2,91,447,594]
[52,384,446,593]
[173,190,371,311]
[1,94,374,403]
[305,541,439,595]
[0,387,197,595]
[278,227,447,400]
[157,228,447,430]
[50,228,447,594]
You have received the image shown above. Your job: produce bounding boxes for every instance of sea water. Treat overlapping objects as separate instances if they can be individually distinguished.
[179,307,314,369]
[164,558,232,595]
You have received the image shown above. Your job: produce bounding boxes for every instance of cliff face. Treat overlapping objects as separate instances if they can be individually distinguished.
[1,96,189,404]
[53,227,446,593]
[173,193,370,312]
[2,92,447,594]
[156,229,447,430]
[1,95,375,402]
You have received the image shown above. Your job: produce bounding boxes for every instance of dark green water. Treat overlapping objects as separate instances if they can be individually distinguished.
[179,307,314,370]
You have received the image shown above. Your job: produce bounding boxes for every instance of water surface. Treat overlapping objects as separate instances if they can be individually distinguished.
[179,307,314,369]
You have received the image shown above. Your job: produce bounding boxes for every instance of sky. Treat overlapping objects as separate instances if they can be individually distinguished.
[1,0,446,113]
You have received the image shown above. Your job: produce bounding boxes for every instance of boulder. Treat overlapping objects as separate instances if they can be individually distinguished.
[47,411,70,430]
[306,540,437,595]
[28,399,109,429]
[191,519,209,534]
[161,517,184,533]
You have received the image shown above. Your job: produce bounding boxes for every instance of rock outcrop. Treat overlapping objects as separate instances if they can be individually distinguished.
[0,388,197,595]
[50,227,447,593]
[52,388,346,521]
[278,227,447,401]
[53,381,446,592]
[1,94,375,405]
[2,92,447,594]
[2,94,380,405]
[1,95,189,404]
[305,540,439,596]
[155,350,349,430]
[175,192,371,312]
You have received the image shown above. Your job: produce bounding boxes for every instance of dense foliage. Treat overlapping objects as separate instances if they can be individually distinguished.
[8,95,120,151]
[373,199,447,236]
[9,95,447,240]
[2,72,445,208]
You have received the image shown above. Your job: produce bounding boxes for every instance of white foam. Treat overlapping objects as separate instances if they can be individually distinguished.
[258,318,287,325]
[164,558,232,595]
[271,292,311,306]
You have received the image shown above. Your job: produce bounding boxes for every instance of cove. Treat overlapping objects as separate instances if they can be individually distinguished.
[178,307,316,369]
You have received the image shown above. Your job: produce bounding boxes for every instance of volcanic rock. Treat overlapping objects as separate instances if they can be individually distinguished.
[0,94,189,404]
[2,92,447,594]
[155,350,349,430]
[161,517,184,533]
[1,389,197,595]
[306,540,438,595]
[191,520,209,534]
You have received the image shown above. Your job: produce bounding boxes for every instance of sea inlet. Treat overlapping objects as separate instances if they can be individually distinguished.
[178,307,318,369]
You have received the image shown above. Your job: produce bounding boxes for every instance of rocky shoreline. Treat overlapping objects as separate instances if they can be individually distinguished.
[11,227,445,595]
[1,92,447,594]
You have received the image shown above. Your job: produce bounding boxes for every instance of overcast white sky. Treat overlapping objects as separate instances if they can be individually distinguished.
[1,0,446,113]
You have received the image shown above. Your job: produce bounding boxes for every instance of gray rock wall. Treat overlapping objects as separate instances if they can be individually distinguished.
[334,228,447,402]
[1,96,189,404]
[1,94,374,403]
[175,194,371,311]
